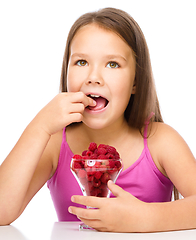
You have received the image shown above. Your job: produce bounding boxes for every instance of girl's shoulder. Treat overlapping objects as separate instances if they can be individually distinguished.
[149,123,196,198]
[148,121,181,139]
[147,122,188,177]
[147,121,188,156]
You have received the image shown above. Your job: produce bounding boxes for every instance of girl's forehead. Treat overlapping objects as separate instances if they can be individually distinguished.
[71,24,116,44]
[70,23,134,59]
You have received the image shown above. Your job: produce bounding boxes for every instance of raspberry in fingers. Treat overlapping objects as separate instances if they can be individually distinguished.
[87,96,97,108]
[71,92,96,108]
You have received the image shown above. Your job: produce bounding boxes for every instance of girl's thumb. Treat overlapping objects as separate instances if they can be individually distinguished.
[107,180,123,197]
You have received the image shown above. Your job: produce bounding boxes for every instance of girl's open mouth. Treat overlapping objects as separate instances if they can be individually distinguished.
[87,94,109,111]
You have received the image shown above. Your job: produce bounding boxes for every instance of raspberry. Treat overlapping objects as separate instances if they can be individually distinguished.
[94,149,98,154]
[90,153,98,159]
[98,154,106,159]
[73,154,82,159]
[109,160,116,168]
[106,153,114,159]
[101,172,111,184]
[73,161,81,169]
[86,151,93,159]
[85,182,94,195]
[107,146,117,154]
[93,178,101,188]
[98,144,107,149]
[94,171,102,179]
[82,150,87,156]
[91,188,102,197]
[78,169,86,179]
[73,159,84,169]
[94,161,101,167]
[87,174,94,182]
[80,177,88,186]
[115,160,122,169]
[100,183,107,190]
[88,142,97,152]
[107,170,118,180]
[114,152,120,160]
[100,188,108,197]
[97,148,107,155]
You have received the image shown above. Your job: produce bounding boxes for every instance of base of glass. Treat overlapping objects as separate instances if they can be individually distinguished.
[79,223,94,230]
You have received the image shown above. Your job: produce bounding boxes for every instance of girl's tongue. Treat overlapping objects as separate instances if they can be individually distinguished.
[88,96,108,111]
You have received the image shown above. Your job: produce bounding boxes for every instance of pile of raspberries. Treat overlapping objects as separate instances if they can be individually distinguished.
[73,142,120,160]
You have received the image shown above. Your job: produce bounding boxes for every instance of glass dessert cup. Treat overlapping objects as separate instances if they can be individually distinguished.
[70,158,123,230]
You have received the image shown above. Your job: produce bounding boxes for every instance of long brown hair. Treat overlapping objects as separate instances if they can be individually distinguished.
[59,7,178,200]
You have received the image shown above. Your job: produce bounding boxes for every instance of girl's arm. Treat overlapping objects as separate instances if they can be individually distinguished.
[69,123,196,232]
[0,122,52,225]
[0,92,95,225]
[147,123,196,232]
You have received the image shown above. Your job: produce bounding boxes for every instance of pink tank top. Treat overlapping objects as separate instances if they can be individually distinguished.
[47,124,173,221]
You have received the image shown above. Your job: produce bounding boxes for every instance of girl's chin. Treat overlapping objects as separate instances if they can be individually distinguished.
[82,109,125,130]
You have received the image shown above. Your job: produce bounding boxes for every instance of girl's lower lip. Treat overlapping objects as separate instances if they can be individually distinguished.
[85,104,109,114]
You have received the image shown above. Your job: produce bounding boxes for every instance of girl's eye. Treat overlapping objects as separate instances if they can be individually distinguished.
[107,62,119,68]
[76,60,87,66]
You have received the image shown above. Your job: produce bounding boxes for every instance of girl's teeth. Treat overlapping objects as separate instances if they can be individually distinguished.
[90,94,100,98]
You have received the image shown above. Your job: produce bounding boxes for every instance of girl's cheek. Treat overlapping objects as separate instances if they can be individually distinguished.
[67,79,76,92]
[67,69,77,91]
[66,76,74,92]
[67,74,82,92]
[67,67,88,92]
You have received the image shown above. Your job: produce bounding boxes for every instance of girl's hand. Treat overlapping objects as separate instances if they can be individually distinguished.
[33,92,96,136]
[68,180,148,232]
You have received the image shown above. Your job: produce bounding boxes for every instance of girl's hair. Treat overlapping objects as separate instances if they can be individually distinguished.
[60,7,163,132]
[60,7,179,200]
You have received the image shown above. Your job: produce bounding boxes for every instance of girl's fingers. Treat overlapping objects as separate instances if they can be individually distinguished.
[68,206,100,220]
[69,92,96,107]
[107,180,125,198]
[68,112,83,124]
[78,218,107,231]
[69,103,85,114]
[87,97,97,107]
[70,195,104,209]
[71,195,108,209]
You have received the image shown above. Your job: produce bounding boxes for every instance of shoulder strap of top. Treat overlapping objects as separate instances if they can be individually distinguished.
[62,127,67,143]
[144,112,155,147]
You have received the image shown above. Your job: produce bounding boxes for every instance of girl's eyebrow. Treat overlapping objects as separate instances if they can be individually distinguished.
[104,54,127,62]
[70,53,88,59]
[70,53,127,62]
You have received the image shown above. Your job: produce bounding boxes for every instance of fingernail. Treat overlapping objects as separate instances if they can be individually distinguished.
[93,100,97,106]
[108,180,113,185]
[71,196,75,202]
[68,207,72,214]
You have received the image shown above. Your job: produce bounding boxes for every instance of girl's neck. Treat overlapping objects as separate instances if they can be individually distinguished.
[79,119,131,145]
[66,119,141,157]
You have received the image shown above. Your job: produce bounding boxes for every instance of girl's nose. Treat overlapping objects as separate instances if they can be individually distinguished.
[86,67,104,86]
[87,79,103,85]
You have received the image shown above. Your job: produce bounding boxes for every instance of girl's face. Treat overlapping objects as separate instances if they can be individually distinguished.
[67,23,136,130]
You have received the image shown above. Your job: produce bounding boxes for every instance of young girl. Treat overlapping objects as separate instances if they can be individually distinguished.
[0,7,196,232]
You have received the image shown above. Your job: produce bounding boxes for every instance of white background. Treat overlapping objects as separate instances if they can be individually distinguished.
[0,0,195,236]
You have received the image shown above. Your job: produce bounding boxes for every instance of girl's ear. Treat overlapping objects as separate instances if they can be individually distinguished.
[131,82,136,94]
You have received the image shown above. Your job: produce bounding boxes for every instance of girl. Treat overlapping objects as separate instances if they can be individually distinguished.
[0,7,196,232]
